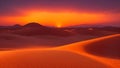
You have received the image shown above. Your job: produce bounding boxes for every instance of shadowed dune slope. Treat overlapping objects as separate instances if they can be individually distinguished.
[0,33,98,49]
[59,34,120,68]
[84,34,120,59]
[0,49,108,68]
[62,34,120,59]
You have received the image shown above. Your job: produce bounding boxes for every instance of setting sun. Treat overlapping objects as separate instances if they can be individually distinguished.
[56,23,62,28]
[0,0,120,68]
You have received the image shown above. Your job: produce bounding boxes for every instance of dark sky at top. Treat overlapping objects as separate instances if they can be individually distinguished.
[0,0,120,16]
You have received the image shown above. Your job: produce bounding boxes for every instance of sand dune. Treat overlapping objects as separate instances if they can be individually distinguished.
[0,34,119,68]
[0,49,108,68]
[0,33,98,49]
[59,34,120,68]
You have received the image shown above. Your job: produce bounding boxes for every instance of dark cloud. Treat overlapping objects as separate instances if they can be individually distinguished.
[0,0,120,16]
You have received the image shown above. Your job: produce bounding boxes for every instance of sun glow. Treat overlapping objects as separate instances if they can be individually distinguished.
[21,11,112,27]
[56,23,62,28]
[0,10,116,27]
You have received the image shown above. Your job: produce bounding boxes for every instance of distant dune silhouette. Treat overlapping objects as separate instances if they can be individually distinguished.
[24,22,44,27]
[0,22,119,36]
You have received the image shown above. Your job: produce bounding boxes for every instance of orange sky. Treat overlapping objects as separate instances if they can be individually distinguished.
[0,0,120,27]
[0,10,120,27]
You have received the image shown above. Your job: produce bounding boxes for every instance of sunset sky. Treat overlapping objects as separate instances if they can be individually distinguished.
[0,0,120,27]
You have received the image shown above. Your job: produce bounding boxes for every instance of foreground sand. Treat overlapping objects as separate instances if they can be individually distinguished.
[0,34,120,68]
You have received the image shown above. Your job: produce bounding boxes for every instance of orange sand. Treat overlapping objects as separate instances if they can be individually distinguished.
[0,34,120,68]
[59,34,120,68]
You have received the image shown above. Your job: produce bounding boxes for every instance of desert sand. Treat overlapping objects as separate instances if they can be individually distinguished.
[59,34,120,68]
[0,33,98,49]
[0,34,119,68]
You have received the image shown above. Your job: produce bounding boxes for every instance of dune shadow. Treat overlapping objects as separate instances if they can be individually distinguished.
[84,35,120,59]
[0,33,99,51]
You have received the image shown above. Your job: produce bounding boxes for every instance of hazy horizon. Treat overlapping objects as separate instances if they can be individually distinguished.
[0,0,120,27]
